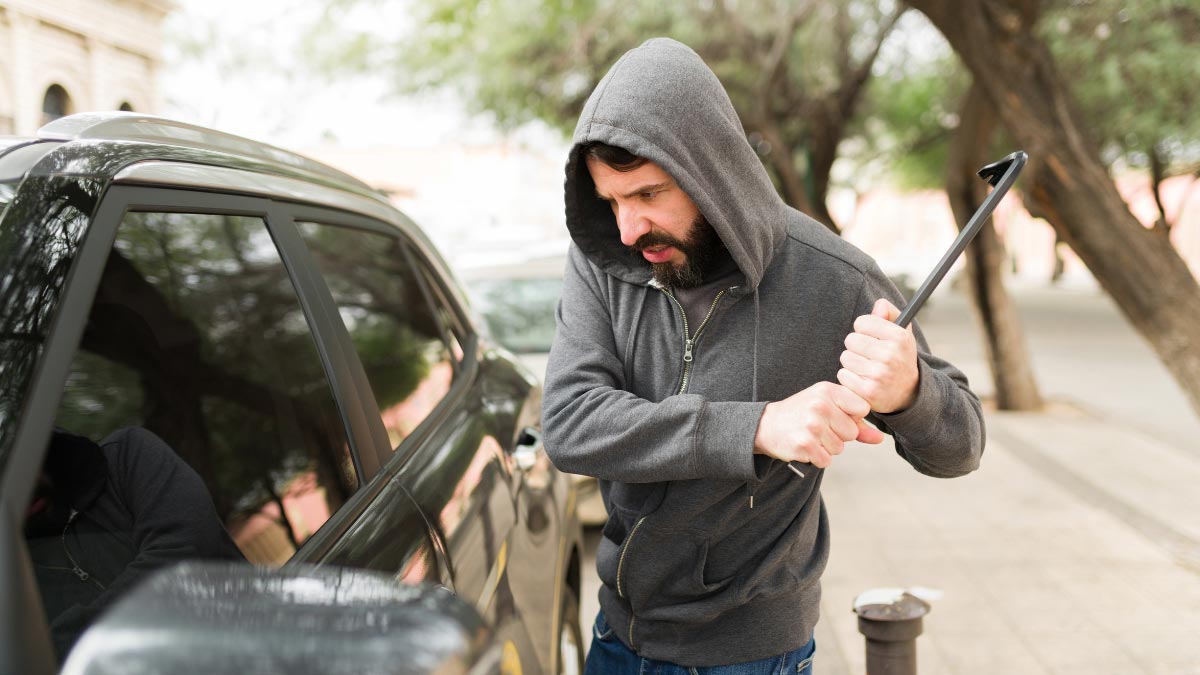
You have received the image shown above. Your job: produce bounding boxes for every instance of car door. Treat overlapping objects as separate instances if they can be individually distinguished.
[1,183,444,669]
[285,210,557,673]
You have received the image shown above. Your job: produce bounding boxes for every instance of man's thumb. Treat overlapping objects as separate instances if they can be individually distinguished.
[856,419,885,445]
[872,298,895,320]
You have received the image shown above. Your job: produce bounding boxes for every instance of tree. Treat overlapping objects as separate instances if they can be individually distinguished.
[1042,0,1200,234]
[945,81,1042,410]
[864,2,1198,411]
[854,26,1044,410]
[906,0,1200,416]
[310,0,906,231]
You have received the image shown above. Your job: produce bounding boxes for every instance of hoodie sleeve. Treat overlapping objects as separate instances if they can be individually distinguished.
[541,246,765,483]
[860,270,986,477]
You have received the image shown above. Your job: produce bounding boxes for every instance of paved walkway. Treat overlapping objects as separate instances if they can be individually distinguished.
[816,409,1200,674]
[581,285,1200,674]
[815,286,1200,674]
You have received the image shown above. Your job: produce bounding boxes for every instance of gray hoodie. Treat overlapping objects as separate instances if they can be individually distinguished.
[543,38,984,666]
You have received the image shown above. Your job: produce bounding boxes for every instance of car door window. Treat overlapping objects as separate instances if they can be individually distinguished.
[295,222,457,450]
[30,209,359,661]
[49,211,356,564]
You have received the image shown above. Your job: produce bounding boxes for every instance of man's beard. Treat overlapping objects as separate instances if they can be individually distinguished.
[632,215,725,289]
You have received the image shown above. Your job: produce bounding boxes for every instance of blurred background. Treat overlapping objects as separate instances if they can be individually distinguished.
[4,0,1199,672]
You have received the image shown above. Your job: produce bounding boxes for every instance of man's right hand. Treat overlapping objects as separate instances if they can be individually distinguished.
[753,382,886,468]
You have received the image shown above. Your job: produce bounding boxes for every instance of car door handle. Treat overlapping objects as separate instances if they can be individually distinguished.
[512,427,542,472]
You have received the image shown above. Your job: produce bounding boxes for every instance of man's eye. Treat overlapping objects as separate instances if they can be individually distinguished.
[640,191,658,200]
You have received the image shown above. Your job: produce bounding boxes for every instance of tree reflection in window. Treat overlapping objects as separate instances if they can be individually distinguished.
[55,212,356,566]
[296,222,456,450]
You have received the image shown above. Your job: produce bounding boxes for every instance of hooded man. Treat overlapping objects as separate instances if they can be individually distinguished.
[543,38,984,672]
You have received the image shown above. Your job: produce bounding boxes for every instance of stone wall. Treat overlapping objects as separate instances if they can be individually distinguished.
[0,0,171,135]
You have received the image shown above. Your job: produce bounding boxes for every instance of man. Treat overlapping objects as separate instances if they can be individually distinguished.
[25,428,244,659]
[543,38,983,672]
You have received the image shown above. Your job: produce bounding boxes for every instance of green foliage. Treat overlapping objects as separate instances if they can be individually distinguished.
[1041,0,1200,173]
[362,0,700,134]
[854,0,1199,190]
[308,0,905,220]
[855,53,968,190]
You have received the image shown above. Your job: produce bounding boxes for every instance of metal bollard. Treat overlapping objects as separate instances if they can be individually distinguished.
[853,590,931,675]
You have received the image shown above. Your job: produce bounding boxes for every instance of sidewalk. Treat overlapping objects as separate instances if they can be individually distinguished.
[815,405,1200,674]
[814,286,1200,674]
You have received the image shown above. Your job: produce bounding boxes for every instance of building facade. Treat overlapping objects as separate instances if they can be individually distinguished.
[0,0,171,135]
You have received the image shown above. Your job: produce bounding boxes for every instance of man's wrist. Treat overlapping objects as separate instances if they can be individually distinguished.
[752,402,774,455]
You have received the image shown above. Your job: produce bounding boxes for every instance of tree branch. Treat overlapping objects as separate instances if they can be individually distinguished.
[760,1,816,100]
[1149,144,1171,234]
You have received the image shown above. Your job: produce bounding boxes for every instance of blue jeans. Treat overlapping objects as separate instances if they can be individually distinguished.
[584,610,815,675]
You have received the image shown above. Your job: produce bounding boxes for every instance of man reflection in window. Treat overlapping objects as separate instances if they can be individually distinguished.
[24,427,245,660]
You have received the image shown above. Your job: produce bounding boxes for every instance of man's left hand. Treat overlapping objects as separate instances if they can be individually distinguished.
[837,299,919,414]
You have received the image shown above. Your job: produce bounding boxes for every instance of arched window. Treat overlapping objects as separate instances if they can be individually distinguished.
[42,85,72,124]
[118,101,134,112]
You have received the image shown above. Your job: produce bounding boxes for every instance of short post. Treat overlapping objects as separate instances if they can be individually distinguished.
[853,589,931,675]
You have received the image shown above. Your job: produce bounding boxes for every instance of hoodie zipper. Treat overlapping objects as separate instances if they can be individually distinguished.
[665,286,760,510]
[662,287,736,395]
[61,509,105,589]
[616,516,646,599]
[616,515,648,647]
[613,287,738,647]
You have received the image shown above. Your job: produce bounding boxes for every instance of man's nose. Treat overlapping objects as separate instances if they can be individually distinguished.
[617,207,650,247]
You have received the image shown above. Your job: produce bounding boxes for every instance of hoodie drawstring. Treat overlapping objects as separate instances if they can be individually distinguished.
[752,289,760,403]
[748,289,761,509]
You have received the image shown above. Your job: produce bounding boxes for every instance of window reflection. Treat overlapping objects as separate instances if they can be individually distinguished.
[296,222,457,449]
[55,212,356,567]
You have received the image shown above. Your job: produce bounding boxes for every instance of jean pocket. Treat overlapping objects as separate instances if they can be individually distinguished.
[792,637,816,675]
[592,611,615,643]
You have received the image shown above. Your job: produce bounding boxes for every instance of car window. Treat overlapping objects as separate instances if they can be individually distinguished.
[295,222,457,451]
[31,210,358,661]
[50,211,358,553]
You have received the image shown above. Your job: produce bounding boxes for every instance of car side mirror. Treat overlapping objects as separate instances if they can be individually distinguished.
[61,561,496,675]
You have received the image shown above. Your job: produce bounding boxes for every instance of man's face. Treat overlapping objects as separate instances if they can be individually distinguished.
[587,155,722,288]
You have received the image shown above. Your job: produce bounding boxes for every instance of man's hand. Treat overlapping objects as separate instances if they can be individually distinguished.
[754,382,886,468]
[837,299,919,414]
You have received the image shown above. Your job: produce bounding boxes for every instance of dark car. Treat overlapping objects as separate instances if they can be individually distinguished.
[0,113,584,675]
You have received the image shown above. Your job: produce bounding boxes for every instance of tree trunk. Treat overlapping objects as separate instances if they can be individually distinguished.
[947,80,1043,411]
[908,0,1200,417]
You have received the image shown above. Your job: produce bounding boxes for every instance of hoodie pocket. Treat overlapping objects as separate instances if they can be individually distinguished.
[601,504,638,547]
[622,527,731,620]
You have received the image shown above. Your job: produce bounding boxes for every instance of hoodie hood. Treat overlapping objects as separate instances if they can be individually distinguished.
[564,38,789,292]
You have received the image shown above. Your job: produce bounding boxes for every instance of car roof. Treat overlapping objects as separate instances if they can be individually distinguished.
[35,112,373,193]
[1,113,456,277]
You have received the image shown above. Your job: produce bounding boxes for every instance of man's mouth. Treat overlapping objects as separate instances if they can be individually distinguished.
[641,245,675,264]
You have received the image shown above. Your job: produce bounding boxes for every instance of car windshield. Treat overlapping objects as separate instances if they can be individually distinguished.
[468,276,562,354]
